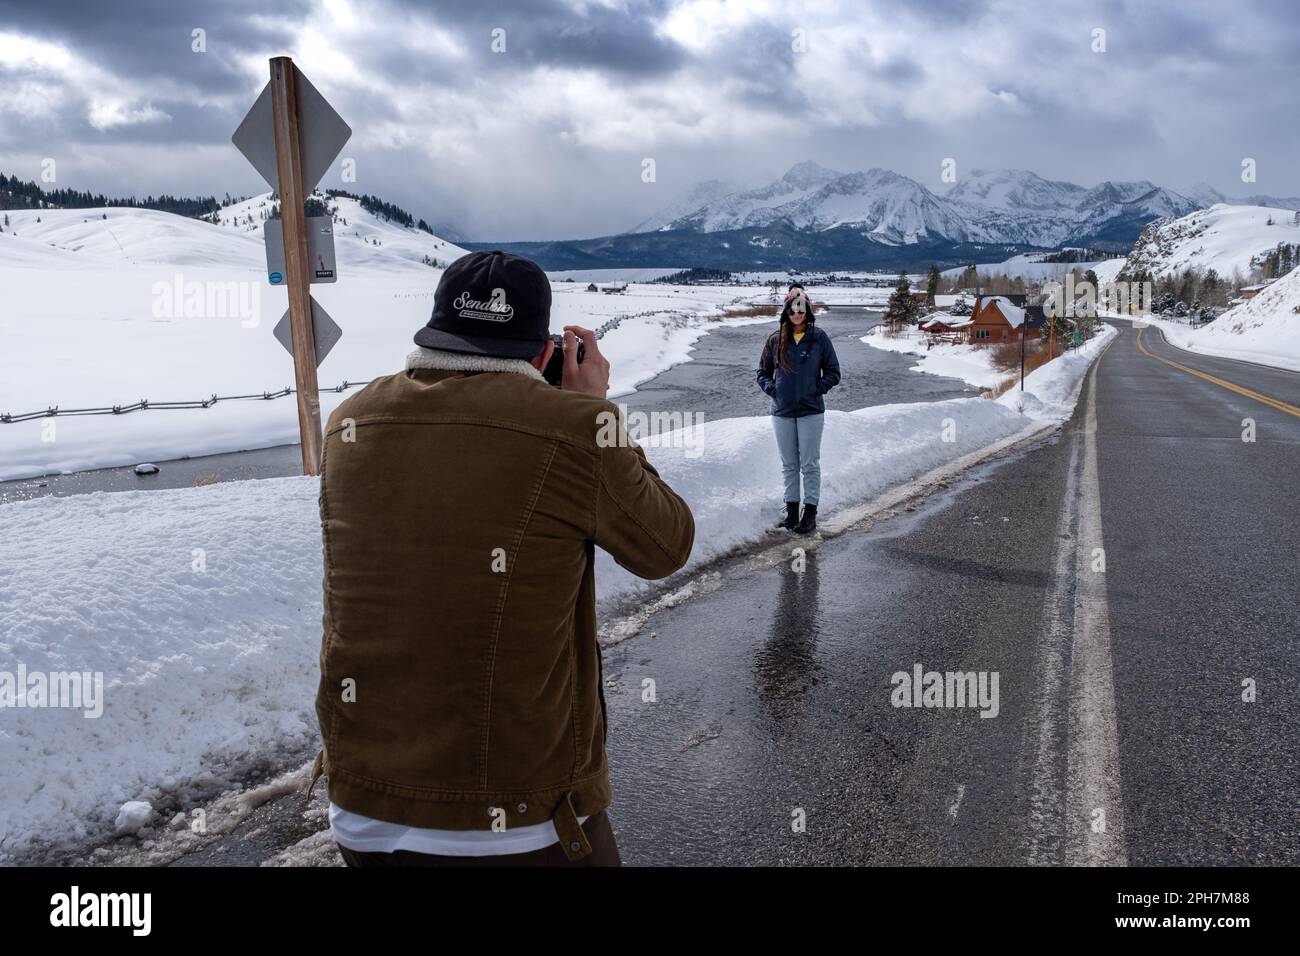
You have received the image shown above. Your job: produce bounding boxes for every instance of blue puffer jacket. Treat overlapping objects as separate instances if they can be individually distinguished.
[756,324,841,418]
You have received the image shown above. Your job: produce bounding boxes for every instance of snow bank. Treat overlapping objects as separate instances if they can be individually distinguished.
[860,326,1007,389]
[998,324,1118,421]
[0,477,324,861]
[1139,267,1300,372]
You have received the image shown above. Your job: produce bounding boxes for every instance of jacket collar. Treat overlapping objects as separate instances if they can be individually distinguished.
[405,347,545,381]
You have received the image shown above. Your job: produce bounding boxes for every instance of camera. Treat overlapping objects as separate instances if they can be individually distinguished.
[542,333,585,387]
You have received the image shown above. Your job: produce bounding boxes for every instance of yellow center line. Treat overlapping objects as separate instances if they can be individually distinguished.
[1136,328,1300,420]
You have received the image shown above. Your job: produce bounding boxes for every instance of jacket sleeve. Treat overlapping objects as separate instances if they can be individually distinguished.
[756,335,777,397]
[594,433,695,581]
[815,332,841,394]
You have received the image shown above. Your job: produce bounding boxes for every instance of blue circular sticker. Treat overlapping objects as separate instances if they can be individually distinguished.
[269,271,283,284]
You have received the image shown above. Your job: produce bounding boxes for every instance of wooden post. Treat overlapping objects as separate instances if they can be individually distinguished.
[269,56,323,476]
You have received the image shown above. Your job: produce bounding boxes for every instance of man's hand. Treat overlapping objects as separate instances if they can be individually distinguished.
[562,325,610,398]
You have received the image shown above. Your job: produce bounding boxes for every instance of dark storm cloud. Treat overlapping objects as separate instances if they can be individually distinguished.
[0,0,1295,239]
[0,0,308,94]
[379,0,685,77]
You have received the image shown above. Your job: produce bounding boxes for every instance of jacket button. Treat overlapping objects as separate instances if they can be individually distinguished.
[517,803,528,813]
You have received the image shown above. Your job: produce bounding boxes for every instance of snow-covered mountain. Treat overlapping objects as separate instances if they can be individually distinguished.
[778,168,974,243]
[1119,202,1300,280]
[945,168,1086,212]
[632,177,744,233]
[649,160,844,232]
[635,163,1201,250]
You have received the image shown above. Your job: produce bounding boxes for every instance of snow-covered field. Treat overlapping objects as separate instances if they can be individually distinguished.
[0,317,1111,860]
[940,252,1107,283]
[1090,256,1127,287]
[1137,266,1300,371]
[0,200,761,480]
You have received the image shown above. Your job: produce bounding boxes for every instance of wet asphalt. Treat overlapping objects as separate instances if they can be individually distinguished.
[602,320,1300,865]
[1095,324,1300,865]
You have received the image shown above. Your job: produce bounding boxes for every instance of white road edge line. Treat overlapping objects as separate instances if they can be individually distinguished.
[1063,360,1127,865]
[1026,332,1127,865]
[1023,429,1078,864]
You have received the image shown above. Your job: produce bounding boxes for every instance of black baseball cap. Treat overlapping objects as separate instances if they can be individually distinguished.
[414,250,552,359]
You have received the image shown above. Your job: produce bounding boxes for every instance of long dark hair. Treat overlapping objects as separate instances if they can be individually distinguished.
[776,294,815,372]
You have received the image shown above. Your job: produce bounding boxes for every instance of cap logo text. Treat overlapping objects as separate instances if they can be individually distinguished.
[454,288,514,322]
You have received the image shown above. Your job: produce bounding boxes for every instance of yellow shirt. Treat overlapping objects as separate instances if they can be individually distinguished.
[792,330,805,344]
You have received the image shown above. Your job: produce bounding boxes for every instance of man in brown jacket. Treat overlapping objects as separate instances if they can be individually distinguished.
[311,250,694,866]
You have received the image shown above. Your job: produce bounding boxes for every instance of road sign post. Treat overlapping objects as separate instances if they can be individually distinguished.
[234,56,351,477]
[269,57,323,476]
[1020,317,1026,391]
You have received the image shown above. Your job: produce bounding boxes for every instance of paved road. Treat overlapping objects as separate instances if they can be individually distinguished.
[599,319,1299,865]
[73,317,1300,866]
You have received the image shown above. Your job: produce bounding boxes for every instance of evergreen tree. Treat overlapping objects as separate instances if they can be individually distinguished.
[886,272,919,325]
[925,263,940,306]
[1202,268,1221,306]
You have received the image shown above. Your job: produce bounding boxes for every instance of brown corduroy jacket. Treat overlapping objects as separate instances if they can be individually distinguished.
[310,348,694,858]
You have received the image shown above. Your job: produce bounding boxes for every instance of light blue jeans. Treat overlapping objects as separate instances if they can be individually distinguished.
[771,413,824,506]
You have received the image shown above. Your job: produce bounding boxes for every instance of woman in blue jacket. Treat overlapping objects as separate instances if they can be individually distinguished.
[755,287,841,533]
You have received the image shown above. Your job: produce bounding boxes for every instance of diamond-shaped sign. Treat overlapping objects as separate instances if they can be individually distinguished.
[273,296,342,367]
[233,68,351,192]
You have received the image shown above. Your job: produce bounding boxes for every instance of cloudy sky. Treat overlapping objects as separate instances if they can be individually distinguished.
[0,0,1296,240]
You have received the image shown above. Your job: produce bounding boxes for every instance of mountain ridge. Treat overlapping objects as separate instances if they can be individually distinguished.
[637,163,1203,250]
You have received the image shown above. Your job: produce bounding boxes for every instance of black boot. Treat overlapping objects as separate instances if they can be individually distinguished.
[795,503,818,534]
[777,501,799,530]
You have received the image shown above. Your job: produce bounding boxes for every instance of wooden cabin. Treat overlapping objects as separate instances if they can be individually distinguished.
[919,313,973,344]
[969,295,1039,343]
